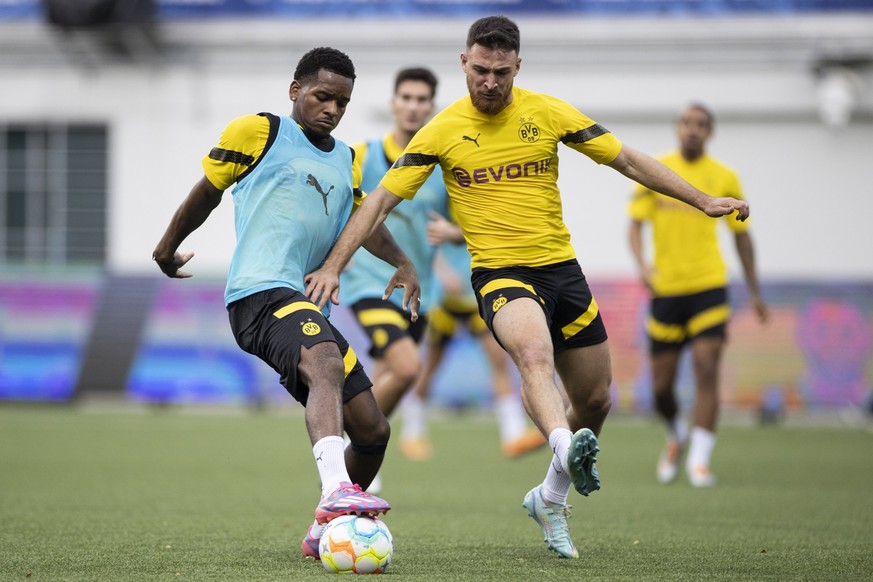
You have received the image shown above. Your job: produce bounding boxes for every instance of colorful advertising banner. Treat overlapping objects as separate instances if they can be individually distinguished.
[2,272,871,412]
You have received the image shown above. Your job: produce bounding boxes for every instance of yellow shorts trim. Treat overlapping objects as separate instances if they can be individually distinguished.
[342,345,358,378]
[687,304,731,336]
[647,304,730,342]
[478,278,539,299]
[273,301,321,319]
[358,308,410,330]
[561,296,600,340]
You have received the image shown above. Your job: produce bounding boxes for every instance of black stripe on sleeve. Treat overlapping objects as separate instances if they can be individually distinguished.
[208,148,254,165]
[236,112,280,184]
[391,153,439,169]
[562,124,610,145]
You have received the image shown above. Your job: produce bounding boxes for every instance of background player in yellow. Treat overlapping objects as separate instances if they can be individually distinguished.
[151,47,418,562]
[304,17,749,559]
[628,103,768,488]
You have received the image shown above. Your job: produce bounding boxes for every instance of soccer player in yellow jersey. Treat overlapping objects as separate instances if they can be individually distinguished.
[151,48,420,561]
[304,17,750,559]
[628,103,768,488]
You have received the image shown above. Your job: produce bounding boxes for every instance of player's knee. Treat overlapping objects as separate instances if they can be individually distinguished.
[513,340,553,375]
[390,356,422,388]
[352,415,391,448]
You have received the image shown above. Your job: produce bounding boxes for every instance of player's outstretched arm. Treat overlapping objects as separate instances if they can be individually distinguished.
[608,145,749,221]
[304,185,404,309]
[152,176,223,278]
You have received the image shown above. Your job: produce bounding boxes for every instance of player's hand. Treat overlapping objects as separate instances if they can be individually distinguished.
[153,250,195,279]
[704,197,749,221]
[751,292,769,324]
[639,265,656,295]
[426,211,463,245]
[383,260,421,322]
[304,268,341,310]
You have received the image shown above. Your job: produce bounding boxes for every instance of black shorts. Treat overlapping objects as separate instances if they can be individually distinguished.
[470,259,607,354]
[350,298,428,359]
[427,298,488,344]
[648,287,729,354]
[228,287,371,405]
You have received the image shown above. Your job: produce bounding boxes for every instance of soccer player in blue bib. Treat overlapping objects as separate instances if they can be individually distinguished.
[152,47,420,561]
[305,18,749,559]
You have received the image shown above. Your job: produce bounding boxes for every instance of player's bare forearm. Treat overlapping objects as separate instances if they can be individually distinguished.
[609,146,749,221]
[362,224,408,270]
[304,185,404,309]
[735,231,768,322]
[153,176,223,278]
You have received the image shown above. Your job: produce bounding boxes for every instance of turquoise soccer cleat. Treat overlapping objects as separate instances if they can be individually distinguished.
[567,428,601,497]
[522,485,579,559]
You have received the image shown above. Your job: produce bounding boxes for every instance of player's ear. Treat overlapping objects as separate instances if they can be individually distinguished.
[460,52,468,71]
[289,80,300,102]
[515,57,521,76]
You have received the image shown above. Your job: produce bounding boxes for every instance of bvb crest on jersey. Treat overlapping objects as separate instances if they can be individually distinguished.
[518,118,540,143]
[301,320,321,336]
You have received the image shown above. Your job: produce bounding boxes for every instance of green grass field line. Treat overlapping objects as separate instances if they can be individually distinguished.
[1,406,871,581]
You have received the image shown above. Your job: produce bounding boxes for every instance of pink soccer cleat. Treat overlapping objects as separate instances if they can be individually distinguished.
[301,523,320,559]
[315,481,391,524]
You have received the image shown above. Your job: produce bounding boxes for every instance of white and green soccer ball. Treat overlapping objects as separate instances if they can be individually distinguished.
[319,515,393,574]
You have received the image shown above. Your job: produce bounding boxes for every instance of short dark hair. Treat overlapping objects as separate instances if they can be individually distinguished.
[394,67,438,99]
[294,47,356,86]
[466,15,520,53]
[682,102,716,128]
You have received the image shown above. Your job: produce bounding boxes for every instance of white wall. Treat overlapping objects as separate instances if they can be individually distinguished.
[2,16,872,280]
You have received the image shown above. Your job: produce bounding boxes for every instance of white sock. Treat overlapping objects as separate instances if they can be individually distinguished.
[548,428,573,474]
[541,455,572,506]
[308,519,326,540]
[668,415,689,444]
[686,426,716,469]
[402,393,428,440]
[313,435,350,497]
[495,394,527,442]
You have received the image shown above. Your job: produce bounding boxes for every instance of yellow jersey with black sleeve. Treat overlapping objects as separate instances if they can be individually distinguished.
[380,86,622,270]
[201,113,364,203]
[628,151,749,297]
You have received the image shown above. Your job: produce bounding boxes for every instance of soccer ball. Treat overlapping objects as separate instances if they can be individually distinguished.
[319,515,393,574]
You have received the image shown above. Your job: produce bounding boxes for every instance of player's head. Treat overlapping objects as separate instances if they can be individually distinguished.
[461,15,521,116]
[391,67,438,136]
[289,47,356,139]
[676,102,714,160]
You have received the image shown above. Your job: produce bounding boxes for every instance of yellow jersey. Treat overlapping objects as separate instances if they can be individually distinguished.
[380,86,622,269]
[628,151,749,296]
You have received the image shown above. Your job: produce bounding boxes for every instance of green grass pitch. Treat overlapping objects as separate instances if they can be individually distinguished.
[1,406,872,581]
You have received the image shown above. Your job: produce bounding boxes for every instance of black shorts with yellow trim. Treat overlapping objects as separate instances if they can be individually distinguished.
[648,287,729,354]
[351,298,428,359]
[427,296,488,344]
[227,287,371,405]
[470,259,607,354]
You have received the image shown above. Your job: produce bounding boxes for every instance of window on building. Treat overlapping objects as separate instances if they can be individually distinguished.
[0,124,108,265]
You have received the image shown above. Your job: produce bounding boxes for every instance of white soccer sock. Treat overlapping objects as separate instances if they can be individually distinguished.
[495,394,527,443]
[401,393,428,441]
[548,427,573,473]
[686,426,716,469]
[541,456,572,506]
[313,435,350,497]
[308,519,326,540]
[668,415,689,444]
